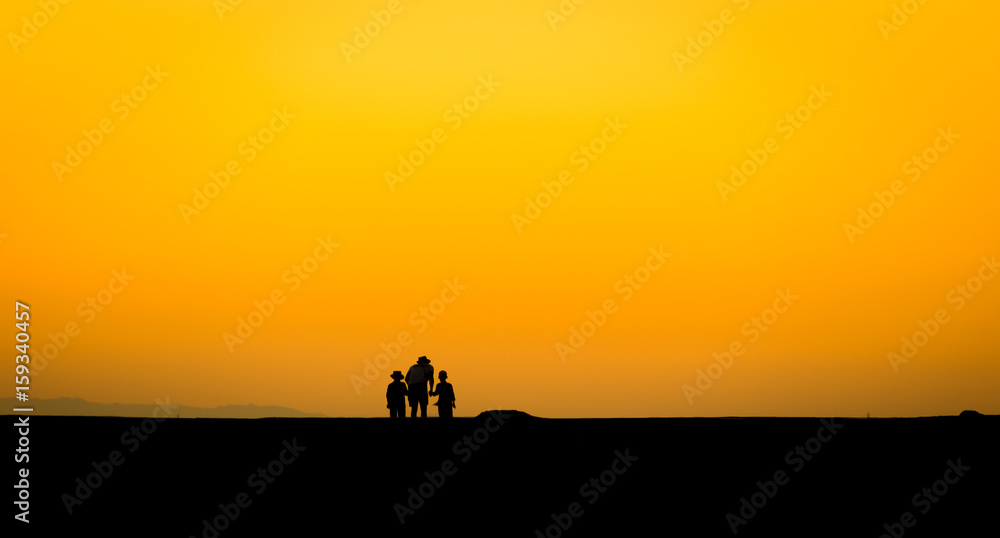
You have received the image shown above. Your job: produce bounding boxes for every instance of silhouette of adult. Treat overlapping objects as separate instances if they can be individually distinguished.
[386,370,407,418]
[429,370,456,419]
[405,356,434,418]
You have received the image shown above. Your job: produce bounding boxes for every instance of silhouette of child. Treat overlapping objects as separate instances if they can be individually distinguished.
[386,371,407,418]
[429,371,456,419]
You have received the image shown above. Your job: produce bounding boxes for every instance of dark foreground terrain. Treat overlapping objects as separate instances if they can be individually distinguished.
[11,412,997,537]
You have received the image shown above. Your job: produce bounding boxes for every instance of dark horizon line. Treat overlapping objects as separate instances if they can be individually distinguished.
[2,397,992,420]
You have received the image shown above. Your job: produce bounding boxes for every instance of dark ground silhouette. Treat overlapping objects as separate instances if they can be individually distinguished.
[11,412,998,537]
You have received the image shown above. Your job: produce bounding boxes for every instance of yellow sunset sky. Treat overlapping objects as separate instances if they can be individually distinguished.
[2,0,998,417]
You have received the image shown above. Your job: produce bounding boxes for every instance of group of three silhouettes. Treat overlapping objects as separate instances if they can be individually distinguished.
[386,356,456,418]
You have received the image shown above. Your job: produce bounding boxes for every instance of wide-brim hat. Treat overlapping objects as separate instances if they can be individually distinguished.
[417,356,430,364]
[390,370,404,380]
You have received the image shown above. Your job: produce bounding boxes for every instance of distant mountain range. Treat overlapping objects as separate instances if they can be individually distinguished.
[0,397,325,418]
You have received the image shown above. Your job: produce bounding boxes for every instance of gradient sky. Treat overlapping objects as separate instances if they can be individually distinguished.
[2,0,998,417]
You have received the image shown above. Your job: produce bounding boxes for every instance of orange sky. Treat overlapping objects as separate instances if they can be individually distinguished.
[2,0,998,417]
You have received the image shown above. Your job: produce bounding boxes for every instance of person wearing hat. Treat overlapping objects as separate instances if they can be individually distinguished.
[405,356,434,418]
[386,371,408,419]
[429,370,456,419]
